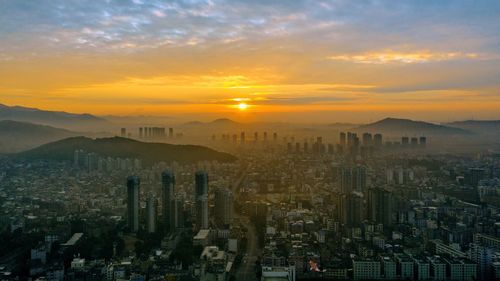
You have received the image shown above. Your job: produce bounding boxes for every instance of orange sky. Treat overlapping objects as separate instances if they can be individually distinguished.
[1,1,499,123]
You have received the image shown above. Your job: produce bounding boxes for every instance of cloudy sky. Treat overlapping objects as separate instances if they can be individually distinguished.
[1,0,499,122]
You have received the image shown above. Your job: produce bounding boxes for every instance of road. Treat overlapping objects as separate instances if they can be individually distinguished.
[231,164,260,281]
[235,215,259,281]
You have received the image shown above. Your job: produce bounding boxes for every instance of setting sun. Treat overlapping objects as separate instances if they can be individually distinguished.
[238,102,248,110]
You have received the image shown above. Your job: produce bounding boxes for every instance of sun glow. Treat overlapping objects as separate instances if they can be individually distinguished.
[238,102,248,110]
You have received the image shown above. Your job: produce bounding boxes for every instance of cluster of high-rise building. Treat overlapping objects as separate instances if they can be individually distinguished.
[74,149,141,172]
[338,187,394,228]
[126,170,232,234]
[126,171,186,234]
[214,131,279,145]
[388,136,427,148]
[120,127,180,140]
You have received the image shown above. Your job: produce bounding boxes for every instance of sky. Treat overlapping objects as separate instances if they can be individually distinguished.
[1,0,500,123]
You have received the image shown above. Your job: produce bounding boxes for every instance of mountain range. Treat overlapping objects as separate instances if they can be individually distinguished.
[3,102,500,140]
[446,120,500,135]
[0,120,78,153]
[0,103,108,130]
[15,136,237,165]
[356,117,471,136]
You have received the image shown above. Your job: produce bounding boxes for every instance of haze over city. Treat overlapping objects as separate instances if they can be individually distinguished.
[1,1,500,281]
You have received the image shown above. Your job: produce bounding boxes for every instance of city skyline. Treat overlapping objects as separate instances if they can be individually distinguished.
[1,2,500,281]
[1,1,500,122]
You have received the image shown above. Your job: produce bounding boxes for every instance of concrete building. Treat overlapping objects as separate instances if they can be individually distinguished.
[146,193,157,233]
[161,170,175,233]
[195,171,209,230]
[339,192,364,227]
[432,239,467,258]
[429,256,446,281]
[200,246,227,281]
[126,176,140,232]
[414,257,430,280]
[261,266,296,281]
[367,187,394,227]
[444,257,477,281]
[395,254,414,279]
[214,187,233,228]
[380,256,396,279]
[353,259,380,280]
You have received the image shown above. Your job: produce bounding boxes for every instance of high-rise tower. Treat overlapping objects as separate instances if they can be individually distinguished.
[215,188,233,228]
[367,188,393,226]
[162,171,175,233]
[146,193,157,233]
[195,171,209,230]
[126,176,140,232]
[339,192,364,227]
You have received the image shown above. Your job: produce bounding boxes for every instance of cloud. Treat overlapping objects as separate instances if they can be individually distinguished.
[327,50,479,64]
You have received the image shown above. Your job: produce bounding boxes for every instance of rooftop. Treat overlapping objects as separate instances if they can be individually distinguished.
[61,233,83,246]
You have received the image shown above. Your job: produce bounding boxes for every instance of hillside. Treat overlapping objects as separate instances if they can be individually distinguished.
[16,136,237,165]
[0,120,77,153]
[356,117,470,136]
[447,120,500,135]
[0,103,108,130]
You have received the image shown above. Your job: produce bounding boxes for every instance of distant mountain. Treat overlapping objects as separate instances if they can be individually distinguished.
[0,103,108,130]
[0,120,78,153]
[16,136,237,165]
[183,118,241,127]
[357,117,471,136]
[211,118,240,125]
[447,120,500,135]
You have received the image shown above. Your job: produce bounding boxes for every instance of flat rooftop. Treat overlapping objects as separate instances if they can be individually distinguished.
[61,233,83,246]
